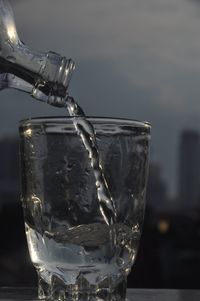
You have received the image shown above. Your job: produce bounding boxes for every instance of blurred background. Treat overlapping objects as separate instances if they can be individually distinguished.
[1,0,200,288]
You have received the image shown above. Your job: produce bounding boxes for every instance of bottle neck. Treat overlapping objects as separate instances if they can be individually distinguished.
[0,0,75,102]
[0,49,75,102]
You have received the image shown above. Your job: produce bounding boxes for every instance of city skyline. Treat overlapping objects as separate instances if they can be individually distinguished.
[178,130,200,208]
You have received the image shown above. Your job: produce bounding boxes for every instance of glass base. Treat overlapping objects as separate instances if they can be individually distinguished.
[38,272,127,301]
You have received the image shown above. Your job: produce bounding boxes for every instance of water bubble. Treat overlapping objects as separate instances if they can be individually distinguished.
[5,39,14,51]
[116,258,124,266]
[55,170,62,175]
[85,169,90,176]
[67,163,73,171]
[6,55,16,63]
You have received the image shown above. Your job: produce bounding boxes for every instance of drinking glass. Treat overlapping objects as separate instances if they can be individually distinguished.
[19,117,151,301]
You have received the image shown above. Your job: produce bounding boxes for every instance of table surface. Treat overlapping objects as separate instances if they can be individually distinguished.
[0,288,200,301]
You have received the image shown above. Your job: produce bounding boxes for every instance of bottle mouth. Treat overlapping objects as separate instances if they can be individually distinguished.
[34,54,75,100]
[59,58,75,89]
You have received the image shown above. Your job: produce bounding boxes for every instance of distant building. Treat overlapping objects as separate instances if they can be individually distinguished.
[0,137,19,203]
[178,130,200,208]
[146,162,167,212]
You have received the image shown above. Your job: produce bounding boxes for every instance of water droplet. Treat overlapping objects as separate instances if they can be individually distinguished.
[56,170,62,175]
[67,163,73,171]
[6,56,16,63]
[116,258,124,266]
[85,169,90,175]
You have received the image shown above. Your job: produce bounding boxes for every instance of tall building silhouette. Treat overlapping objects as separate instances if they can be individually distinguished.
[146,162,167,212]
[0,137,19,203]
[178,130,200,208]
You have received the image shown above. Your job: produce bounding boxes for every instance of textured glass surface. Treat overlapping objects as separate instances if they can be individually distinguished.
[19,117,150,301]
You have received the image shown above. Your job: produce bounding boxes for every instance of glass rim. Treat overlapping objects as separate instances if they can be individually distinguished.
[19,116,151,129]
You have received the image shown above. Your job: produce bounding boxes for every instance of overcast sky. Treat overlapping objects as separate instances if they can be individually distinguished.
[1,0,200,196]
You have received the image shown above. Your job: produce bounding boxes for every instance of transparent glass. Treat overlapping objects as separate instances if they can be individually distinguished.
[0,0,75,102]
[19,117,151,301]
